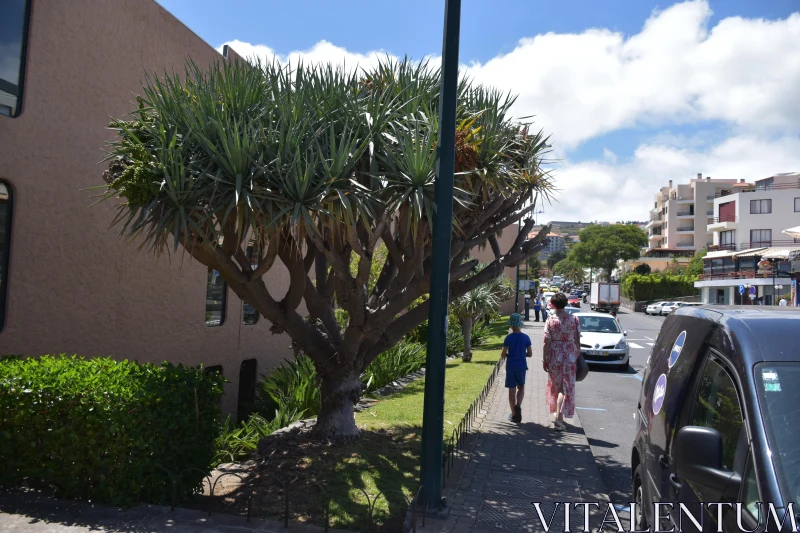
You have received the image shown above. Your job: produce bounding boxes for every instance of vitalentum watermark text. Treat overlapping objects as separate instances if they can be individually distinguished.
[529,501,797,532]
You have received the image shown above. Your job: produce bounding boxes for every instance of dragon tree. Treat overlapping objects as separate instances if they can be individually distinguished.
[100,58,554,441]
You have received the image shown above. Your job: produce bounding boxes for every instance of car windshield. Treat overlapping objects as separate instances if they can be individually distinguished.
[578,316,621,333]
[754,363,800,509]
[664,302,675,306]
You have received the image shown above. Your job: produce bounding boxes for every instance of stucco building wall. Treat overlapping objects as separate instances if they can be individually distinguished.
[0,0,297,415]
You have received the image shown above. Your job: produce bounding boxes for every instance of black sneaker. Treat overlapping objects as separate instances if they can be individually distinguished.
[513,405,522,423]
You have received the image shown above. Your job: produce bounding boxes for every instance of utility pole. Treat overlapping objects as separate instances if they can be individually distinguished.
[515,217,522,313]
[420,0,461,512]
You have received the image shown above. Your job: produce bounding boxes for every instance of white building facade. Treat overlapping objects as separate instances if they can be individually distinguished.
[696,173,800,305]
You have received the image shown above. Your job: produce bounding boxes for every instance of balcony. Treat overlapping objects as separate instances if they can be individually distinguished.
[715,181,799,198]
[649,233,664,242]
[707,195,715,202]
[677,226,695,233]
[676,198,694,204]
[677,242,695,248]
[676,211,695,218]
[708,216,737,232]
[739,239,800,250]
[706,210,713,216]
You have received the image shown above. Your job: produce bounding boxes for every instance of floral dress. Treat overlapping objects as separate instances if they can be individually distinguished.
[544,311,581,418]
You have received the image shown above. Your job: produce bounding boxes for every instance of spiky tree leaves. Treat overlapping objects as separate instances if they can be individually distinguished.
[100,57,554,441]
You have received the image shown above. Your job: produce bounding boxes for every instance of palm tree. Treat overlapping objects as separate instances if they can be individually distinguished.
[452,273,514,361]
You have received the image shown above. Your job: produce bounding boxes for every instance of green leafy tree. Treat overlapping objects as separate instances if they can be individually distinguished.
[527,256,542,280]
[552,258,585,284]
[99,58,555,441]
[570,224,647,281]
[634,263,652,275]
[546,249,567,271]
[686,249,707,279]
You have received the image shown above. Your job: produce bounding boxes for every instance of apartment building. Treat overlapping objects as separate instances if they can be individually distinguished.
[645,174,745,254]
[542,233,566,256]
[694,173,800,306]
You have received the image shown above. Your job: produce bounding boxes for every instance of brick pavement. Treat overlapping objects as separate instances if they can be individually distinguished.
[433,320,613,533]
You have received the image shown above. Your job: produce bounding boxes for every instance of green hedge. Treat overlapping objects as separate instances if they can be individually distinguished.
[0,355,224,506]
[621,273,698,302]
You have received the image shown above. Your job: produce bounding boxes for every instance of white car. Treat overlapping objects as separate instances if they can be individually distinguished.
[542,291,555,306]
[660,302,681,314]
[644,301,667,315]
[576,312,630,371]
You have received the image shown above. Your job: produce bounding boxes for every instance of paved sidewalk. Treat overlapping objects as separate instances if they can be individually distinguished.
[436,321,613,532]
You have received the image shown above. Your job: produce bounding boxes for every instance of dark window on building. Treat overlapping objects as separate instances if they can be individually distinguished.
[795,198,800,212]
[755,178,774,191]
[237,359,258,422]
[243,246,259,325]
[0,182,12,331]
[723,258,734,274]
[750,229,771,247]
[719,230,735,248]
[0,0,31,117]
[750,199,772,214]
[206,269,226,326]
[738,257,756,272]
[703,260,711,275]
[711,258,724,274]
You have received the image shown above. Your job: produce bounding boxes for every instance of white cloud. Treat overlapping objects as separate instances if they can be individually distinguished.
[217,1,800,222]
[546,135,800,222]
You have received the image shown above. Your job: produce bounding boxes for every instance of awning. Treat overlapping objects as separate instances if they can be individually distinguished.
[760,247,800,260]
[706,250,736,258]
[783,226,800,239]
[733,247,768,258]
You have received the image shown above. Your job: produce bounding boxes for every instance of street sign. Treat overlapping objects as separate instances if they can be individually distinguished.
[738,285,745,295]
[749,286,757,296]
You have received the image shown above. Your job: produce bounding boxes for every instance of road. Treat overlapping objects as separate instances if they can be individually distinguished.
[573,303,667,504]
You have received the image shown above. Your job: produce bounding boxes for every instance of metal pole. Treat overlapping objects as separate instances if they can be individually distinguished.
[420,0,461,512]
[515,218,522,313]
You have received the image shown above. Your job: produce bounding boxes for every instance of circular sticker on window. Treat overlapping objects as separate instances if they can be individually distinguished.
[652,374,667,415]
[668,331,686,369]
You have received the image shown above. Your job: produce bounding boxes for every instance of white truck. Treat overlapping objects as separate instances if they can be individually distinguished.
[590,282,621,313]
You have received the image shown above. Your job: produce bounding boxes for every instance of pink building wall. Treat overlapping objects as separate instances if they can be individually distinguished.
[0,0,297,415]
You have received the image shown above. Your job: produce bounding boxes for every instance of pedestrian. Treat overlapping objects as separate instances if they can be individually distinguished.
[779,297,788,306]
[533,293,542,322]
[543,292,581,431]
[501,313,532,423]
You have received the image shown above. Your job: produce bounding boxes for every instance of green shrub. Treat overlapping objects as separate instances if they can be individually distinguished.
[362,341,426,392]
[254,355,321,423]
[214,410,303,465]
[0,355,224,506]
[470,322,491,347]
[622,273,698,302]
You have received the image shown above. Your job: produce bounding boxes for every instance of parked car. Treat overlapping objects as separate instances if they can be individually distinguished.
[644,301,667,315]
[567,295,582,307]
[541,291,555,307]
[659,302,681,314]
[575,313,629,371]
[631,306,800,532]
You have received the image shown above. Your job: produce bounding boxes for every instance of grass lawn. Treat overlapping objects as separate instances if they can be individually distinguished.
[208,318,509,530]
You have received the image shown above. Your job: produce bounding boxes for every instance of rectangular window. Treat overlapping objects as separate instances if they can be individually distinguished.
[795,198,800,212]
[719,230,735,247]
[750,229,771,247]
[0,181,12,331]
[738,257,756,272]
[205,269,227,326]
[0,0,31,117]
[755,178,774,191]
[242,246,259,325]
[750,199,772,214]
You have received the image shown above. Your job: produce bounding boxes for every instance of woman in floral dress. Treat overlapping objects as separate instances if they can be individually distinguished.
[542,293,581,430]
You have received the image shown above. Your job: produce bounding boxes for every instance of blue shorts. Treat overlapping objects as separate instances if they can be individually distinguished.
[505,369,526,388]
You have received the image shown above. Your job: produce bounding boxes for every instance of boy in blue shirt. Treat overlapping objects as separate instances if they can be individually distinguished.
[501,313,533,423]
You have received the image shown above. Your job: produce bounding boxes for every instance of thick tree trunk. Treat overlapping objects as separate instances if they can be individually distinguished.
[312,366,363,441]
[460,317,473,362]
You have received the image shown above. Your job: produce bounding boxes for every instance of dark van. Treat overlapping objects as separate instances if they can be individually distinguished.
[631,306,799,532]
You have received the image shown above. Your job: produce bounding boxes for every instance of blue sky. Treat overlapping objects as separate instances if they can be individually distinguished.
[156,0,800,222]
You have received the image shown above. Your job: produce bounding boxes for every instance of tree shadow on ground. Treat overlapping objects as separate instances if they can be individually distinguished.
[187,426,424,532]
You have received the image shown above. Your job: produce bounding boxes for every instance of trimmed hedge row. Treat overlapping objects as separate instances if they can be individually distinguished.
[621,273,698,302]
[0,355,224,506]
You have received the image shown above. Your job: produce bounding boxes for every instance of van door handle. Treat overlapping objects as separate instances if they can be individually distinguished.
[659,455,669,469]
[669,474,682,491]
